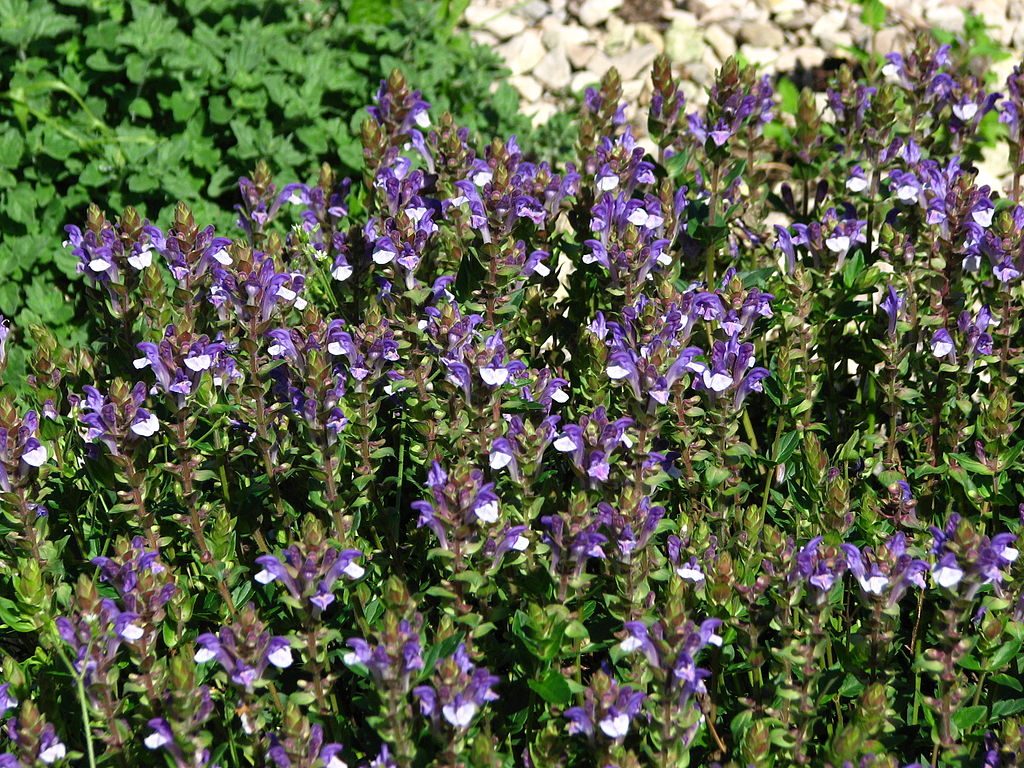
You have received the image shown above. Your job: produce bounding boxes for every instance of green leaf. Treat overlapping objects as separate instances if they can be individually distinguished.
[951,704,987,733]
[859,0,887,30]
[0,129,24,169]
[348,0,394,25]
[777,77,799,115]
[992,698,1024,719]
[527,671,572,705]
[773,431,802,465]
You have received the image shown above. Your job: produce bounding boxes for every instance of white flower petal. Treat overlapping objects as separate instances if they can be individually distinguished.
[479,367,509,387]
[490,450,513,470]
[475,500,499,523]
[620,636,643,653]
[268,645,293,669]
[39,743,66,764]
[553,435,577,452]
[130,413,160,437]
[607,364,631,380]
[933,565,963,588]
[22,445,48,467]
[706,372,734,392]
[128,251,153,270]
[599,714,630,739]
[676,566,705,582]
[343,562,366,579]
[144,731,169,750]
[184,354,212,372]
[442,701,477,728]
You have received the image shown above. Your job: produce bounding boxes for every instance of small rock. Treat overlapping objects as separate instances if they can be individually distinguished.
[680,80,703,105]
[791,45,826,69]
[698,4,738,24]
[519,0,552,23]
[924,5,965,34]
[465,5,527,40]
[765,0,806,13]
[567,43,597,69]
[704,24,737,61]
[571,70,602,93]
[523,101,559,126]
[541,21,590,51]
[497,30,546,75]
[634,22,665,54]
[701,47,722,76]
[665,14,706,64]
[819,30,854,53]
[588,50,615,78]
[872,27,902,56]
[534,47,573,91]
[508,75,544,103]
[604,17,635,56]
[622,78,645,102]
[740,20,785,48]
[636,135,658,158]
[577,0,623,26]
[610,44,659,81]
[976,138,1011,193]
[738,44,779,69]
[775,44,824,73]
[810,9,847,46]
[470,30,499,47]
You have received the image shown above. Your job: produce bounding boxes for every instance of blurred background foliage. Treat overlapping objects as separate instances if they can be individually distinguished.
[0,0,566,376]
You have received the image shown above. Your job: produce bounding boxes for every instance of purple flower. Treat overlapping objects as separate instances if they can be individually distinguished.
[792,536,847,596]
[193,606,292,692]
[0,685,15,719]
[880,286,904,337]
[344,617,424,694]
[413,644,499,731]
[253,533,364,615]
[564,671,645,743]
[841,534,928,605]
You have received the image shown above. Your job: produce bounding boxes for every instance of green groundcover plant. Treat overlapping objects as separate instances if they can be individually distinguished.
[0,0,529,376]
[2,30,1024,768]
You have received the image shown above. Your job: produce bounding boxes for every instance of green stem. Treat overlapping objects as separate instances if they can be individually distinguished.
[56,644,97,768]
[705,162,723,286]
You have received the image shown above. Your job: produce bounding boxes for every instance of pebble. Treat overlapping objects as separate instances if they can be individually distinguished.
[541,21,590,51]
[534,46,573,90]
[739,44,779,68]
[665,14,706,64]
[611,44,659,81]
[924,4,966,33]
[740,20,786,48]
[497,29,546,75]
[577,0,623,27]
[704,24,738,61]
[465,5,527,40]
[467,0,1022,143]
[571,70,602,93]
[509,75,544,102]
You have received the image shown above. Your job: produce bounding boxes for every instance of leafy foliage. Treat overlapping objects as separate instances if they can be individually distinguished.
[0,0,530,378]
[2,25,1024,768]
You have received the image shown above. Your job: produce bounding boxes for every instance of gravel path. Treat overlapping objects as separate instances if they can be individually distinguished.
[464,0,1023,125]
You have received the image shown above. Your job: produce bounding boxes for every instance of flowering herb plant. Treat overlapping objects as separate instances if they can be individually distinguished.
[1,37,1024,768]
